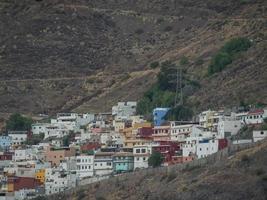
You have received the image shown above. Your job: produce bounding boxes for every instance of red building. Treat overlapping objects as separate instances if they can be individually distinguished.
[218,138,228,150]
[8,176,41,192]
[0,153,12,161]
[137,127,153,139]
[81,142,101,152]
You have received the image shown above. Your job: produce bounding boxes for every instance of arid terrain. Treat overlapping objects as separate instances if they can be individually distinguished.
[40,140,267,200]
[0,0,266,117]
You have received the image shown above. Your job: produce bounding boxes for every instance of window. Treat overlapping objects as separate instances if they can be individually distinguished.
[136,149,140,153]
[141,149,146,153]
[261,131,264,135]
[143,157,146,161]
[199,148,202,151]
[137,157,139,161]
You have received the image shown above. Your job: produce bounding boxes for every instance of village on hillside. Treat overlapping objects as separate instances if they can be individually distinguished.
[0,102,267,199]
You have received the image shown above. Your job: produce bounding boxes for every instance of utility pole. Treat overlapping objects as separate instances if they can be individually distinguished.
[179,68,183,106]
[174,67,183,107]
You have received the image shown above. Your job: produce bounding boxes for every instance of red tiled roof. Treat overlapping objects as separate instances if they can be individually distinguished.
[248,109,264,115]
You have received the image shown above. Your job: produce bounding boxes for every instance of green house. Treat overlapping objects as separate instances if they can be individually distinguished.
[113,152,134,174]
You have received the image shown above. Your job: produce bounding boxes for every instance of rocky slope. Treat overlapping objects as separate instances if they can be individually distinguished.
[0,0,266,115]
[41,140,267,200]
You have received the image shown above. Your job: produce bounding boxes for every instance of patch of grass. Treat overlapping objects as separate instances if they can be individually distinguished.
[121,73,131,82]
[180,56,189,66]
[255,168,265,176]
[167,170,177,182]
[77,190,86,200]
[241,154,250,162]
[164,26,173,32]
[135,28,144,35]
[262,175,267,181]
[150,61,160,69]
[195,58,204,66]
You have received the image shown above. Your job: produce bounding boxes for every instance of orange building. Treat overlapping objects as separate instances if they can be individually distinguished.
[44,147,76,167]
[35,169,45,184]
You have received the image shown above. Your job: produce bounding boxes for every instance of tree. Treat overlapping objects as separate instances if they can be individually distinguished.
[6,113,33,131]
[26,133,44,145]
[164,105,193,121]
[63,135,70,146]
[148,151,164,168]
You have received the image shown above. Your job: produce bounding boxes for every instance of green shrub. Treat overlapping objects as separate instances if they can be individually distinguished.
[164,105,193,121]
[6,113,33,131]
[255,168,265,176]
[150,61,160,69]
[208,52,232,75]
[195,58,204,66]
[221,37,251,55]
[208,37,251,76]
[164,26,173,32]
[180,56,189,66]
[135,28,144,35]
[148,151,164,167]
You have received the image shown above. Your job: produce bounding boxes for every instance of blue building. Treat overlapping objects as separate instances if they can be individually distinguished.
[0,136,12,150]
[113,152,134,174]
[153,108,170,126]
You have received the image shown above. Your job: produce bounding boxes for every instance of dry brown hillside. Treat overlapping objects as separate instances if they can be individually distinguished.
[0,0,266,116]
[40,140,267,200]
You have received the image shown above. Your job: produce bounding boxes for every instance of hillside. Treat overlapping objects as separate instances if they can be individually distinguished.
[0,0,266,116]
[40,140,267,200]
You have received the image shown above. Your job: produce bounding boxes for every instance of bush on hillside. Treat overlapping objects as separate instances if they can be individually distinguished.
[150,61,160,69]
[164,105,193,121]
[208,37,251,75]
[148,151,164,168]
[180,56,189,66]
[6,113,33,131]
[208,52,232,75]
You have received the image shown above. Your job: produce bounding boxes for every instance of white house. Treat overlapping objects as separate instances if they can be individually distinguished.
[112,102,137,120]
[244,109,267,125]
[170,122,194,142]
[217,117,242,138]
[94,152,113,176]
[76,113,95,127]
[14,189,36,200]
[196,138,218,159]
[45,169,77,195]
[133,145,151,170]
[76,155,94,178]
[253,130,267,142]
[8,132,28,146]
[51,113,79,131]
[13,149,34,161]
[182,137,200,157]
[31,123,50,135]
[51,138,63,147]
[43,124,70,139]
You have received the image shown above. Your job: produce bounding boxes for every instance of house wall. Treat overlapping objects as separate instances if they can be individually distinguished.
[253,130,267,142]
[76,155,94,178]
[218,119,242,138]
[196,139,218,159]
[0,136,12,149]
[153,108,169,126]
[9,134,27,146]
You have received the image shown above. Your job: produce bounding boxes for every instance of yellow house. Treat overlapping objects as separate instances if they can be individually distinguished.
[133,122,151,129]
[7,182,14,192]
[35,169,45,184]
[124,139,149,148]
